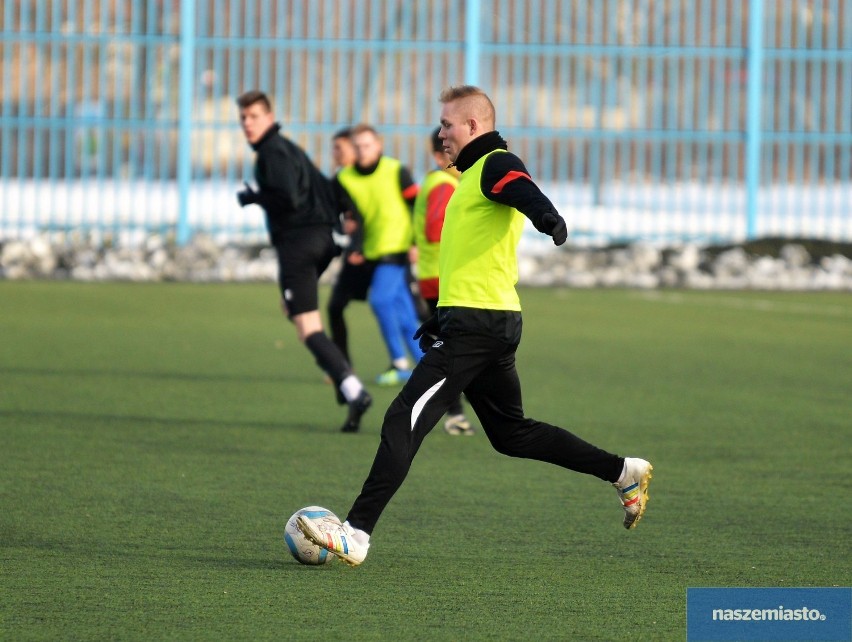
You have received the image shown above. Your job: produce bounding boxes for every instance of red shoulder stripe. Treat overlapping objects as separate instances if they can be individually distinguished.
[491,170,531,194]
[402,184,420,199]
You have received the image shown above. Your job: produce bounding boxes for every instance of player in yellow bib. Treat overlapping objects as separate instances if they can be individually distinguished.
[300,87,653,567]
[333,124,424,386]
[326,128,376,368]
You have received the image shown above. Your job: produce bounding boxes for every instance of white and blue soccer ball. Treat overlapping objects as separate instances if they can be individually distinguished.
[284,506,340,565]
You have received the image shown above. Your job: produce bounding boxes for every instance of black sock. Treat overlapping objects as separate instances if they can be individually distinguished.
[447,396,464,416]
[304,331,351,385]
[328,311,350,363]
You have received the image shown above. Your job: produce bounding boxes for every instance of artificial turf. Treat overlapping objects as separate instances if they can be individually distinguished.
[1,282,849,640]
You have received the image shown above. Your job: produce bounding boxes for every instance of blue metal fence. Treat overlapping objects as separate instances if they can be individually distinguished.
[1,0,849,246]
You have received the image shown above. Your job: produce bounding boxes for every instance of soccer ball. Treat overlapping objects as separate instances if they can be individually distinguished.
[284,506,340,565]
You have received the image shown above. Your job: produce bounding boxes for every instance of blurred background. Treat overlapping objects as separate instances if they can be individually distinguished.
[1,0,850,248]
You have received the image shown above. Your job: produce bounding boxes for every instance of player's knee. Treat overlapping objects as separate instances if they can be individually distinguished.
[486,431,529,458]
[368,289,393,310]
[489,438,515,457]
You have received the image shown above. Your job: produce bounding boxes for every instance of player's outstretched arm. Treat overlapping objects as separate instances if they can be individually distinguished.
[480,153,567,245]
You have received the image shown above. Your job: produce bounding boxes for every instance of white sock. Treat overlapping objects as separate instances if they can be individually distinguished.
[344,521,370,546]
[340,375,363,403]
[616,459,628,485]
[392,357,409,370]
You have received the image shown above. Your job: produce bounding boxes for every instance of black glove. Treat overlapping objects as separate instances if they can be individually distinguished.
[550,216,567,246]
[237,181,259,207]
[541,211,568,246]
[413,314,441,352]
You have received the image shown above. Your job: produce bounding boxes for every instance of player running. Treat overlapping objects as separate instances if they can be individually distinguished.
[299,86,652,565]
[236,91,372,433]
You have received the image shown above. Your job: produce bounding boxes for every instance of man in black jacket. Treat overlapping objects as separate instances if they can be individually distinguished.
[236,90,371,432]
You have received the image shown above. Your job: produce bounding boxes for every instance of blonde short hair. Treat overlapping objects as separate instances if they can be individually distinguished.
[438,85,495,126]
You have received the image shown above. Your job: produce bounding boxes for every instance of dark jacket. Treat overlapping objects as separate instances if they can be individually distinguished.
[453,130,560,236]
[251,123,338,245]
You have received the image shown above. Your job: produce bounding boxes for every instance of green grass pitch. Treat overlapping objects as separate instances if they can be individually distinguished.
[1,281,849,640]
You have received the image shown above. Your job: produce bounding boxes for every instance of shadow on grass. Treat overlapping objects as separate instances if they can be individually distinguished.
[178,553,335,572]
[0,408,346,435]
[0,365,308,385]
[1,533,330,573]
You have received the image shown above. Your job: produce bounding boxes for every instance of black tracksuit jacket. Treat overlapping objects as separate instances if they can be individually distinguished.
[250,123,338,246]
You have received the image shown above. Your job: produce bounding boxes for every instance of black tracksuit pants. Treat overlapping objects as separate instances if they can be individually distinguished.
[346,307,624,534]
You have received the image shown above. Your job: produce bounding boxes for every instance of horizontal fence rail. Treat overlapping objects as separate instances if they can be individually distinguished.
[1,0,850,247]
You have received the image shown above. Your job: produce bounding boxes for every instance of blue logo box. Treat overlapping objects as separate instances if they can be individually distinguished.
[687,587,851,641]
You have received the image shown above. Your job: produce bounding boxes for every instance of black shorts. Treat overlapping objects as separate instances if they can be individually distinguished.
[274,225,338,317]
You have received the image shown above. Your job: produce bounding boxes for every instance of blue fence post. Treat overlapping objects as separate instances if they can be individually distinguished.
[464,0,481,86]
[176,0,195,246]
[745,0,764,240]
